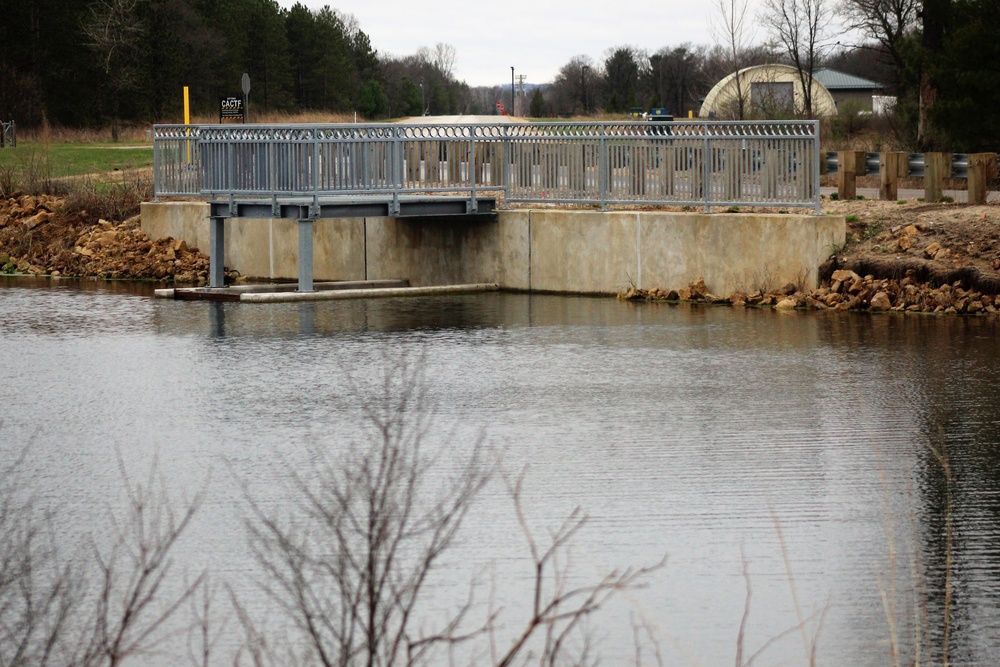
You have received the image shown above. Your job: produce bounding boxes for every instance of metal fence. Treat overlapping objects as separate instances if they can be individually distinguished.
[153,121,821,213]
[1,120,15,148]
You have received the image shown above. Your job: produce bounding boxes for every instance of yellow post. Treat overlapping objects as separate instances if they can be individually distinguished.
[688,110,693,119]
[183,86,191,164]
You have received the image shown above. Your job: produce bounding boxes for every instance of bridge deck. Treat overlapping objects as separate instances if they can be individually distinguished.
[208,194,498,222]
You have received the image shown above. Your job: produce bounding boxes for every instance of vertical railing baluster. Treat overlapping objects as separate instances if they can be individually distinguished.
[599,126,608,209]
[702,127,710,213]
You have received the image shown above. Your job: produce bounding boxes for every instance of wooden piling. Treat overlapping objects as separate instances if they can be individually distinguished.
[837,151,864,200]
[967,153,997,204]
[924,152,946,202]
[880,152,904,200]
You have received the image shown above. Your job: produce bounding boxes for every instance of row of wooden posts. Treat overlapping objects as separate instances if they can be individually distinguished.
[830,151,998,203]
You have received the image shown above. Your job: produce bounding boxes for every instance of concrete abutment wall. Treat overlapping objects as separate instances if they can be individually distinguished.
[140,202,845,295]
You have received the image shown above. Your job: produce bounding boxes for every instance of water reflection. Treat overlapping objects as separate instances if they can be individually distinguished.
[1,281,999,666]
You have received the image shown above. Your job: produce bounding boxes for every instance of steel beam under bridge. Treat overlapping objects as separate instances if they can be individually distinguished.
[207,195,498,291]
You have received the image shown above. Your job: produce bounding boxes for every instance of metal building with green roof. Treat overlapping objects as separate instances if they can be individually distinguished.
[811,69,884,112]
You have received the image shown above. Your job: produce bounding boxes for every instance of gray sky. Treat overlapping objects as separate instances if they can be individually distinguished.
[280,0,735,87]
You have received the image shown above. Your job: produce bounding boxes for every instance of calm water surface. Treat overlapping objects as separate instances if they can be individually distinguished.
[2,277,999,666]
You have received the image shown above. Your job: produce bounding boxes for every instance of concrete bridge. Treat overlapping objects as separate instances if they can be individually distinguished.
[149,121,842,299]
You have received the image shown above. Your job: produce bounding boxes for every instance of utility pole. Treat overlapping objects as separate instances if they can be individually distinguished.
[581,65,590,114]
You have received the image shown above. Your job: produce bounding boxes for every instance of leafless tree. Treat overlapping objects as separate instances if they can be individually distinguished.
[548,56,597,116]
[760,0,834,118]
[83,0,147,141]
[416,43,458,80]
[711,0,757,119]
[837,0,919,81]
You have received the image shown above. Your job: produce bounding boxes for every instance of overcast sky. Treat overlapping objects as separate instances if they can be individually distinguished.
[279,0,749,87]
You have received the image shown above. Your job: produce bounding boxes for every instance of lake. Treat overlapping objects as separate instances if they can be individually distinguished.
[2,277,999,666]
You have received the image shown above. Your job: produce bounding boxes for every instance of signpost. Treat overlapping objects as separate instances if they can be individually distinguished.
[241,73,250,123]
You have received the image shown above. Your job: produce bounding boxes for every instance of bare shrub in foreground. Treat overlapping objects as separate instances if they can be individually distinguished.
[243,350,664,667]
[0,450,77,666]
[0,446,205,667]
[74,466,205,667]
[244,351,494,666]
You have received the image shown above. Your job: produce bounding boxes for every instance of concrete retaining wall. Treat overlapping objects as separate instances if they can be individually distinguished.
[140,202,844,295]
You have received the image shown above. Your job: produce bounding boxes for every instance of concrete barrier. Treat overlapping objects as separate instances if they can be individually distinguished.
[141,202,844,296]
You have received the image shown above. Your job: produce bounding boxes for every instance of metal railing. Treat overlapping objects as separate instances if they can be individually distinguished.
[153,121,821,213]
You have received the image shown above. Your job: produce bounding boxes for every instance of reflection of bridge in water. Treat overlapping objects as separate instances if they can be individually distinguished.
[152,121,821,290]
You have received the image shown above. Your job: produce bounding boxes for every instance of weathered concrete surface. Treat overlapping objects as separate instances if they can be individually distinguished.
[638,212,843,294]
[140,202,844,296]
[525,210,843,294]
[223,218,365,281]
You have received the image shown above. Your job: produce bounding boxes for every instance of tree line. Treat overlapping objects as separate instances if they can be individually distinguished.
[0,0,476,132]
[0,0,997,150]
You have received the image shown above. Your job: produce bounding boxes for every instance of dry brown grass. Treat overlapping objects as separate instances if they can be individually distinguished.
[62,168,153,223]
[184,110,362,125]
[14,123,152,145]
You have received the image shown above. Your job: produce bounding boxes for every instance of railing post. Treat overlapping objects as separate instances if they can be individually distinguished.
[599,127,609,209]
[312,127,321,200]
[812,121,821,214]
[152,128,161,201]
[469,131,477,212]
[702,130,710,212]
[391,127,401,216]
[501,129,510,206]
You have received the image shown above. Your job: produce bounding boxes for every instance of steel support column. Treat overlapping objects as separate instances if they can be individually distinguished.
[298,219,314,292]
[209,216,225,287]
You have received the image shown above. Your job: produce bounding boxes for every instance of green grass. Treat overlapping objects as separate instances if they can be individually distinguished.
[0,141,153,179]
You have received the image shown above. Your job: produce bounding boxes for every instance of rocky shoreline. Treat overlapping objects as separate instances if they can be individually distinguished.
[620,273,1000,315]
[1,194,212,283]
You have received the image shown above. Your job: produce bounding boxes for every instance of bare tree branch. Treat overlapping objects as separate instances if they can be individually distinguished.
[78,458,205,667]
[245,348,495,667]
[494,473,667,667]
